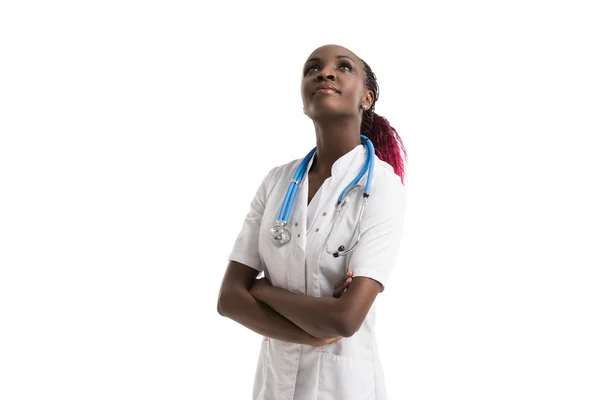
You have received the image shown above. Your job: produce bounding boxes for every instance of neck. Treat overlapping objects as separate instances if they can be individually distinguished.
[311,117,362,177]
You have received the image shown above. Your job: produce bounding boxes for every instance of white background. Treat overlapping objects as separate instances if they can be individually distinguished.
[1,0,599,399]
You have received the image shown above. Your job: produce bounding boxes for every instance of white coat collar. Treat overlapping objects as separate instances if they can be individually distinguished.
[305,142,366,181]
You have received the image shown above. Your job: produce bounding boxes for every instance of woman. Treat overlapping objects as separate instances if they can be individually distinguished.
[217,44,408,400]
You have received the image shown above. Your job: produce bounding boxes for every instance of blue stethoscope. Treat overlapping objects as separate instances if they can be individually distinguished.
[270,135,375,258]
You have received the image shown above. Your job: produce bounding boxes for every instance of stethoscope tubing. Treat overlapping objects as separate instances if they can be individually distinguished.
[271,135,375,252]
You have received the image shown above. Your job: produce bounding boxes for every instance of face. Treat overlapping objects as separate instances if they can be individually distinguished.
[301,45,373,121]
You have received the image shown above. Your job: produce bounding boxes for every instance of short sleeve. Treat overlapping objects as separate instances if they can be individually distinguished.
[227,167,276,272]
[347,176,407,291]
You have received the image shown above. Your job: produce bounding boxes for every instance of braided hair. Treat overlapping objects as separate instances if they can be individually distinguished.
[360,60,408,184]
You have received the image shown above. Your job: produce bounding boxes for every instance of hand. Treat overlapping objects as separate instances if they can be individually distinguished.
[249,277,272,300]
[332,270,353,298]
[307,335,343,347]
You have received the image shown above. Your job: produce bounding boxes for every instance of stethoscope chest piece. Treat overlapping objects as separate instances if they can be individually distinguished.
[270,220,291,247]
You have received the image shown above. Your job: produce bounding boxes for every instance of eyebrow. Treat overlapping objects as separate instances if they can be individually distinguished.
[304,55,356,65]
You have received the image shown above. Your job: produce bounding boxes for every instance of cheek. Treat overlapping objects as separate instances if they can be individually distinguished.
[301,88,314,107]
[345,89,363,108]
[344,80,364,102]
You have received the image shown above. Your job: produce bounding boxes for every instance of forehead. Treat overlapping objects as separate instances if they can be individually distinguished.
[305,45,361,64]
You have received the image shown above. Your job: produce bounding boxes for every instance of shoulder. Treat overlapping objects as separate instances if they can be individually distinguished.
[270,158,302,179]
[258,158,303,195]
[372,157,406,200]
[365,157,407,220]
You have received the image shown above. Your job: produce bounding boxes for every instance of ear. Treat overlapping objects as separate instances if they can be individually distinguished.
[361,89,374,111]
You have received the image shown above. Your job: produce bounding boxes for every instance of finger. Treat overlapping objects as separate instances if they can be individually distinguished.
[330,336,343,344]
[324,336,343,345]
[332,277,352,298]
[333,275,346,290]
[312,335,344,347]
[333,277,351,296]
[334,271,353,289]
[312,338,331,347]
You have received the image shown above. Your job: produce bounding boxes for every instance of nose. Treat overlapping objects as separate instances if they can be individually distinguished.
[316,63,336,81]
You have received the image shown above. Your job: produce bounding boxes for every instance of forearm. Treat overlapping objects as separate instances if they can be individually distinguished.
[218,288,324,345]
[253,286,348,338]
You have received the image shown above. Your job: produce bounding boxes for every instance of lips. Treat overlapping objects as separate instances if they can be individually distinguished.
[313,84,340,95]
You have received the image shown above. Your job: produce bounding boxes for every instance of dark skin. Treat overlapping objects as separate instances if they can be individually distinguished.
[304,46,374,204]
[217,44,382,342]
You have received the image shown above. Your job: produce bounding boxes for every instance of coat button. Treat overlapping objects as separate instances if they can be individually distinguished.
[315,228,320,232]
[322,212,327,216]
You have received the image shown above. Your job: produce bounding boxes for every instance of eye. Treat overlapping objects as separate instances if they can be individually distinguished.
[304,65,319,76]
[339,62,353,72]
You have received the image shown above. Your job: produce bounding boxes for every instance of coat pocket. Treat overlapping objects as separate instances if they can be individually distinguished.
[317,352,375,400]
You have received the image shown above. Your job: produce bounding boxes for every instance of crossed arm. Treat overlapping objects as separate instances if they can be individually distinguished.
[248,273,381,339]
[217,261,381,344]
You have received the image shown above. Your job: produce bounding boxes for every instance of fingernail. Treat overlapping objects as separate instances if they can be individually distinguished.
[346,278,351,283]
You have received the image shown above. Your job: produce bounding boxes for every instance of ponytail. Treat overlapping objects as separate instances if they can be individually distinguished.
[360,59,408,184]
[364,112,407,184]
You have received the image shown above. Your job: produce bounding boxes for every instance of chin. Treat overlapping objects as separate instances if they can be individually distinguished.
[307,107,354,121]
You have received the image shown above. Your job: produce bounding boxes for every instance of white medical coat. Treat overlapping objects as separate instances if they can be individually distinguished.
[228,144,407,400]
